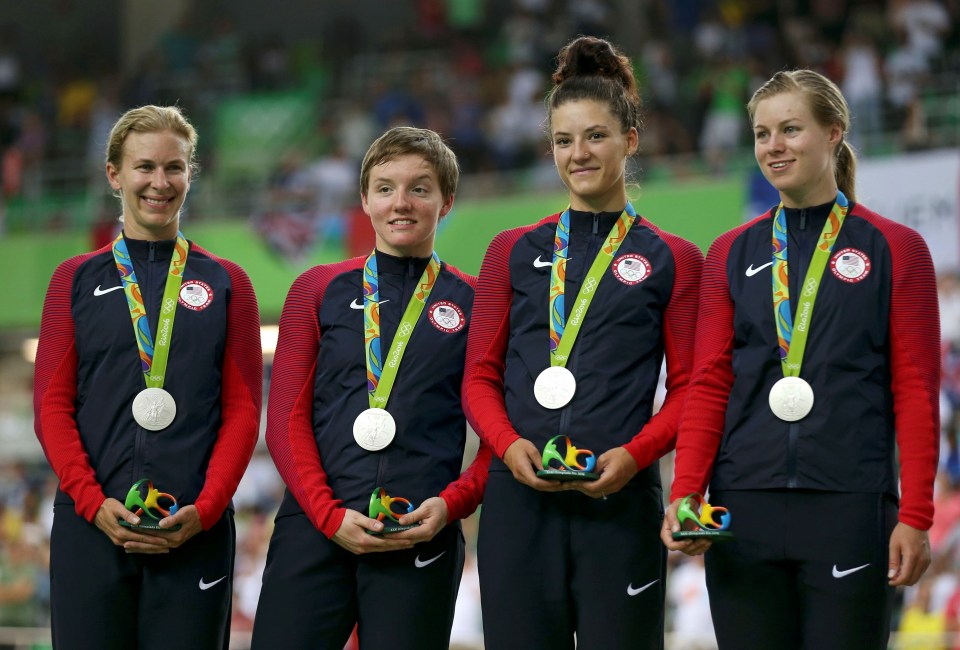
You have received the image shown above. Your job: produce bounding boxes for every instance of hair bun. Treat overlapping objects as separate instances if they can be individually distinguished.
[546,35,642,134]
[552,36,633,94]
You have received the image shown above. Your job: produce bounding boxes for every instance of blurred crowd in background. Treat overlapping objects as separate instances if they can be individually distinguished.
[1,0,960,648]
[0,0,958,258]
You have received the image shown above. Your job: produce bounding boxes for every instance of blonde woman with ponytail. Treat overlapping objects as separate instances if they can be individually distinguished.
[663,69,939,649]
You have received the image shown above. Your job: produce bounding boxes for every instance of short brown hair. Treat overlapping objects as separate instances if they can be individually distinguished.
[360,127,459,201]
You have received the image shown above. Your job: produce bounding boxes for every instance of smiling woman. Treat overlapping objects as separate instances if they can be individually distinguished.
[550,99,638,212]
[664,70,940,650]
[250,126,490,650]
[33,104,262,650]
[104,105,199,241]
[463,35,703,650]
[361,153,454,258]
[751,90,848,210]
[106,130,193,240]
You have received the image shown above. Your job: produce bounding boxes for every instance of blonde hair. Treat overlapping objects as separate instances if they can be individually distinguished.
[748,70,856,202]
[106,105,199,175]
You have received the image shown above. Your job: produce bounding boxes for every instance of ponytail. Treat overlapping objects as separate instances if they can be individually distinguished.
[836,140,857,203]
[749,70,856,201]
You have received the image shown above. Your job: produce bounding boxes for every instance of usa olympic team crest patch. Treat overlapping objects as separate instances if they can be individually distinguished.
[428,301,465,333]
[830,248,871,283]
[178,280,214,311]
[612,254,652,285]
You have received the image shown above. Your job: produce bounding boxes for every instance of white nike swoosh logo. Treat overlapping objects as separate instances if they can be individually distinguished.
[414,552,445,568]
[93,285,124,296]
[199,576,227,590]
[533,256,553,268]
[745,261,774,277]
[832,563,870,578]
[627,579,659,596]
[350,298,390,310]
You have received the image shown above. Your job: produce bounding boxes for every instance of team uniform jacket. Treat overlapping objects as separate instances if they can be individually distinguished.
[33,236,263,530]
[463,209,703,478]
[671,200,940,530]
[266,252,490,538]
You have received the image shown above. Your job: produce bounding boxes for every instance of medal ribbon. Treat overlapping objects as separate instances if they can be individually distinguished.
[362,250,441,408]
[549,203,637,366]
[112,232,189,388]
[772,191,848,377]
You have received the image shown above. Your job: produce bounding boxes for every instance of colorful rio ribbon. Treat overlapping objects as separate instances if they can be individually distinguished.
[368,487,414,525]
[541,435,597,473]
[362,251,441,408]
[677,493,731,532]
[124,479,180,521]
[112,232,189,388]
[771,191,849,375]
[548,203,637,366]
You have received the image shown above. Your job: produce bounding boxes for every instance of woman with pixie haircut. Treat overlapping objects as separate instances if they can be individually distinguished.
[252,127,489,650]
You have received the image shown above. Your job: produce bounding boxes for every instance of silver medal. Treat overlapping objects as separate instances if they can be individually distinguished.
[132,387,177,431]
[534,366,577,410]
[768,376,814,422]
[353,408,397,451]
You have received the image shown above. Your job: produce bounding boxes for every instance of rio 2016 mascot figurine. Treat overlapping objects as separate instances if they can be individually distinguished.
[120,478,182,531]
[672,493,733,541]
[367,487,419,534]
[536,434,599,481]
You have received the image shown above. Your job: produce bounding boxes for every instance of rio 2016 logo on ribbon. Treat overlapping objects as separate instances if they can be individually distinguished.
[536,435,599,481]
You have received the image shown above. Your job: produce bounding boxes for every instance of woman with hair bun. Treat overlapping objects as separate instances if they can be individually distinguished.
[463,36,703,648]
[662,69,939,649]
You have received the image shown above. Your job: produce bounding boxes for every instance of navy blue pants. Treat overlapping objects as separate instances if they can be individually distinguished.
[478,471,666,650]
[50,504,235,650]
[251,512,464,650]
[705,490,898,650]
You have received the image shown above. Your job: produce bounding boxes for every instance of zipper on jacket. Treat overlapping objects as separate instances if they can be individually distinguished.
[557,214,604,437]
[557,347,578,438]
[558,219,594,436]
[375,453,387,492]
[786,422,799,488]
[133,242,160,477]
[133,242,147,478]
[790,209,810,321]
[132,428,145,483]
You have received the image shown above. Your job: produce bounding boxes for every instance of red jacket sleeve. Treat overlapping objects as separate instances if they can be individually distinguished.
[34,253,106,522]
[440,440,493,521]
[437,268,492,521]
[875,219,940,530]
[265,261,360,538]
[670,230,739,501]
[192,251,263,529]
[622,229,703,469]
[462,227,530,459]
